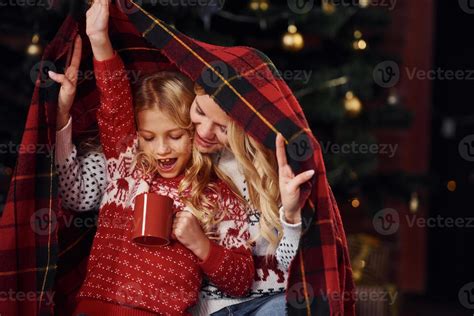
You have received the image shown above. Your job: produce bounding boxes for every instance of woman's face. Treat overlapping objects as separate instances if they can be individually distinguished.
[136,108,192,178]
[190,94,230,154]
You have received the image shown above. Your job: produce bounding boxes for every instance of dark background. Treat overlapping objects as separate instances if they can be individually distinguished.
[427,0,474,310]
[0,0,473,315]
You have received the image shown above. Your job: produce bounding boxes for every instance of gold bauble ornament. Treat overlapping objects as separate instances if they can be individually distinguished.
[344,91,362,116]
[249,0,269,12]
[282,24,304,52]
[352,30,367,50]
[359,0,370,8]
[27,33,42,56]
[353,39,367,50]
[322,0,336,14]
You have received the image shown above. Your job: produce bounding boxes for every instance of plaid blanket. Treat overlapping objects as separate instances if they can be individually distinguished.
[0,1,355,315]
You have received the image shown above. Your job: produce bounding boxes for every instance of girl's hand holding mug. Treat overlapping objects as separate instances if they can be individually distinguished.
[172,211,211,261]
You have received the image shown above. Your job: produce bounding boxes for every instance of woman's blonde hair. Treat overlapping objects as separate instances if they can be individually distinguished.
[132,72,223,234]
[227,121,282,255]
[194,83,282,254]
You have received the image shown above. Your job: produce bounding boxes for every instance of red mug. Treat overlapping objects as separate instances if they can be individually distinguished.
[132,193,174,247]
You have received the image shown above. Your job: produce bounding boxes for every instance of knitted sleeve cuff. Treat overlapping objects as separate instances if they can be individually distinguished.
[279,206,303,229]
[199,241,226,274]
[92,51,123,85]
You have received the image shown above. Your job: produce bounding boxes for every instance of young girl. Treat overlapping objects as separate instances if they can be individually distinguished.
[50,1,254,314]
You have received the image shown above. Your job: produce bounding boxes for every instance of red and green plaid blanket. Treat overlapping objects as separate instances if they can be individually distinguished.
[0,2,355,315]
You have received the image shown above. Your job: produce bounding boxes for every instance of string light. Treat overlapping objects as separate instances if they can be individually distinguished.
[351,198,360,208]
[409,192,419,213]
[344,91,362,117]
[447,180,456,192]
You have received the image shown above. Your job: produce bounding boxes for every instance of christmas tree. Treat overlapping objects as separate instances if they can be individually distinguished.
[0,0,417,215]
[132,0,415,213]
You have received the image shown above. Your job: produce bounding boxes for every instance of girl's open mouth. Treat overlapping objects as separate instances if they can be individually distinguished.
[157,158,178,172]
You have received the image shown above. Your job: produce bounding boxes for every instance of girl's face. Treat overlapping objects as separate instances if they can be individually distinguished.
[190,94,230,154]
[136,108,192,178]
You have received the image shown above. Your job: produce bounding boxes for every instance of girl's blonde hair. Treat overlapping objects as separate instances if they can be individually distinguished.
[194,83,282,255]
[132,72,223,234]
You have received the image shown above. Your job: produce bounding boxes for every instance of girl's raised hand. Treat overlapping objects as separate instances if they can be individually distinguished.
[86,0,110,43]
[86,0,114,61]
[49,35,82,131]
[276,133,315,224]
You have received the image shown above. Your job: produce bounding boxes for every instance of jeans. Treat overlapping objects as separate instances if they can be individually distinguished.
[210,293,286,316]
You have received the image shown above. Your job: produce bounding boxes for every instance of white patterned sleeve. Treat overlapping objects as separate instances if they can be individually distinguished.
[55,117,107,212]
[275,206,302,271]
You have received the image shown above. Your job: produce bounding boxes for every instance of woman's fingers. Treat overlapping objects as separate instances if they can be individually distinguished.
[60,36,81,88]
[52,71,75,94]
[68,35,82,73]
[65,67,78,86]
[48,71,65,84]
[288,169,315,192]
[276,133,288,169]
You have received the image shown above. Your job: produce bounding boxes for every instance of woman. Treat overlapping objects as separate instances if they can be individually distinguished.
[190,86,314,315]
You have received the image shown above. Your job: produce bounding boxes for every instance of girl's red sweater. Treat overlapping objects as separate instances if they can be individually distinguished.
[75,52,254,315]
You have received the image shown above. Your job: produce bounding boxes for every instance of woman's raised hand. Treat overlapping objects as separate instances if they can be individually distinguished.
[86,0,114,61]
[49,35,82,131]
[276,133,315,224]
